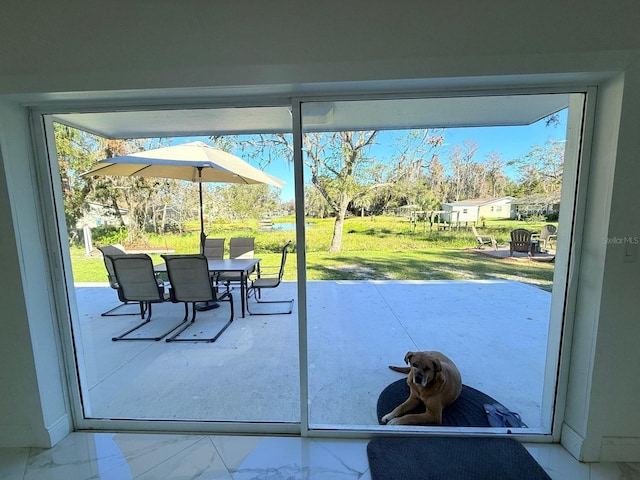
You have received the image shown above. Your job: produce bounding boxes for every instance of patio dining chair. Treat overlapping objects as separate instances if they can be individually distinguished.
[246,241,294,315]
[202,236,225,260]
[471,225,497,250]
[109,254,185,341]
[217,237,256,289]
[98,244,141,317]
[161,254,234,343]
[202,236,225,287]
[509,228,533,256]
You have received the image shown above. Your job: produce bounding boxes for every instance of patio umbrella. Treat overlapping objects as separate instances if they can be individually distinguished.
[82,141,285,245]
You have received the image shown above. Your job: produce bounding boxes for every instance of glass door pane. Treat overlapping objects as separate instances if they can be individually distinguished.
[301,94,583,433]
[50,106,300,425]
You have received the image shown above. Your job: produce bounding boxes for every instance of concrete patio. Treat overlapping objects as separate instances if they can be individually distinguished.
[73,279,552,429]
[467,245,556,262]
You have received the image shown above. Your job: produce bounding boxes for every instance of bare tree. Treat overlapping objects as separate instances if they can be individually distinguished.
[449,140,479,201]
[304,131,382,252]
[54,123,100,236]
[509,139,565,195]
[305,187,330,218]
[211,130,451,252]
[249,131,390,252]
[386,130,445,210]
[484,151,508,198]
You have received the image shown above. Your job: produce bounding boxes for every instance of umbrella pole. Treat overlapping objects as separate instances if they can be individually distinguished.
[198,167,205,251]
[195,166,220,312]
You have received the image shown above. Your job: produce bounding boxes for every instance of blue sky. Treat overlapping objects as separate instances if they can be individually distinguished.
[260,109,568,202]
[185,108,568,202]
[441,109,568,172]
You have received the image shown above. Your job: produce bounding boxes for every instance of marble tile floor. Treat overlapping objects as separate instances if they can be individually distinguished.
[73,280,552,428]
[2,431,640,480]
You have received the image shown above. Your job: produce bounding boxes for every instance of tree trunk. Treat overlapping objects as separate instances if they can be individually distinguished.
[329,195,349,253]
[329,215,344,253]
[110,197,126,227]
[159,205,168,234]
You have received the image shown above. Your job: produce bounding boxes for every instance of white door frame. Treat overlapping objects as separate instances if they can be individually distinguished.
[28,84,594,441]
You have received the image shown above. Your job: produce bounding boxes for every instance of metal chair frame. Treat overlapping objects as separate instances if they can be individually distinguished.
[218,237,256,290]
[202,236,226,289]
[162,254,235,343]
[246,241,294,315]
[202,237,225,259]
[109,254,185,341]
[98,245,141,317]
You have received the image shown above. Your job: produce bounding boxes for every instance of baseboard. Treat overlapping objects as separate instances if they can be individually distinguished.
[560,423,583,461]
[600,436,640,462]
[561,423,640,462]
[46,413,72,447]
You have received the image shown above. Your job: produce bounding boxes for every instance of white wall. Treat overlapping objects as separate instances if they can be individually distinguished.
[567,61,640,462]
[478,200,511,220]
[0,0,639,460]
[0,103,45,445]
[1,1,638,95]
[0,100,72,447]
[448,206,479,223]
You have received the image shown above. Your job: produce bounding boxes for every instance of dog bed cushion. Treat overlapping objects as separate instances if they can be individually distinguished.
[367,437,550,480]
[377,379,525,427]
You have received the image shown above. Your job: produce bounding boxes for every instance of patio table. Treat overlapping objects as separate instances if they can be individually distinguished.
[530,240,540,256]
[155,258,261,318]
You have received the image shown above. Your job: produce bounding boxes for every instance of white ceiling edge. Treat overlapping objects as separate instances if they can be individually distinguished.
[50,93,570,139]
[7,70,614,106]
[33,72,611,138]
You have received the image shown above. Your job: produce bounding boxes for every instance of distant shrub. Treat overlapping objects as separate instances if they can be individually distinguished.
[526,214,546,223]
[92,225,127,245]
[163,221,181,233]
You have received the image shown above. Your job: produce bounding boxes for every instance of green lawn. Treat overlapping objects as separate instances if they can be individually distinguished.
[71,216,555,291]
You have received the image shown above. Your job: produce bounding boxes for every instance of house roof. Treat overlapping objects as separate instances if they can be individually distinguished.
[443,196,515,207]
[86,201,128,214]
[511,192,562,205]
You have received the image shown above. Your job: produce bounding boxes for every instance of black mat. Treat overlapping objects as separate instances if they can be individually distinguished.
[367,437,550,480]
[377,379,525,428]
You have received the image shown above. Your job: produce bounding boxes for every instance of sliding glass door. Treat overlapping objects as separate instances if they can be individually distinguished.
[300,94,586,434]
[40,90,587,436]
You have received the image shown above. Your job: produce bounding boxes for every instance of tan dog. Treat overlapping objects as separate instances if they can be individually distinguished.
[382,351,462,425]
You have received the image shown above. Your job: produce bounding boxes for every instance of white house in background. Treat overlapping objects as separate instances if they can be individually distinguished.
[76,202,129,229]
[511,192,562,220]
[442,197,514,223]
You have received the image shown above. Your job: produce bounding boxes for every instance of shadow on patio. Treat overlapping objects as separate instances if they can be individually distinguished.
[72,279,551,430]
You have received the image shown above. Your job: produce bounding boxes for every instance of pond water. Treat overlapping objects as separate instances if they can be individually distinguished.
[266,222,311,231]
